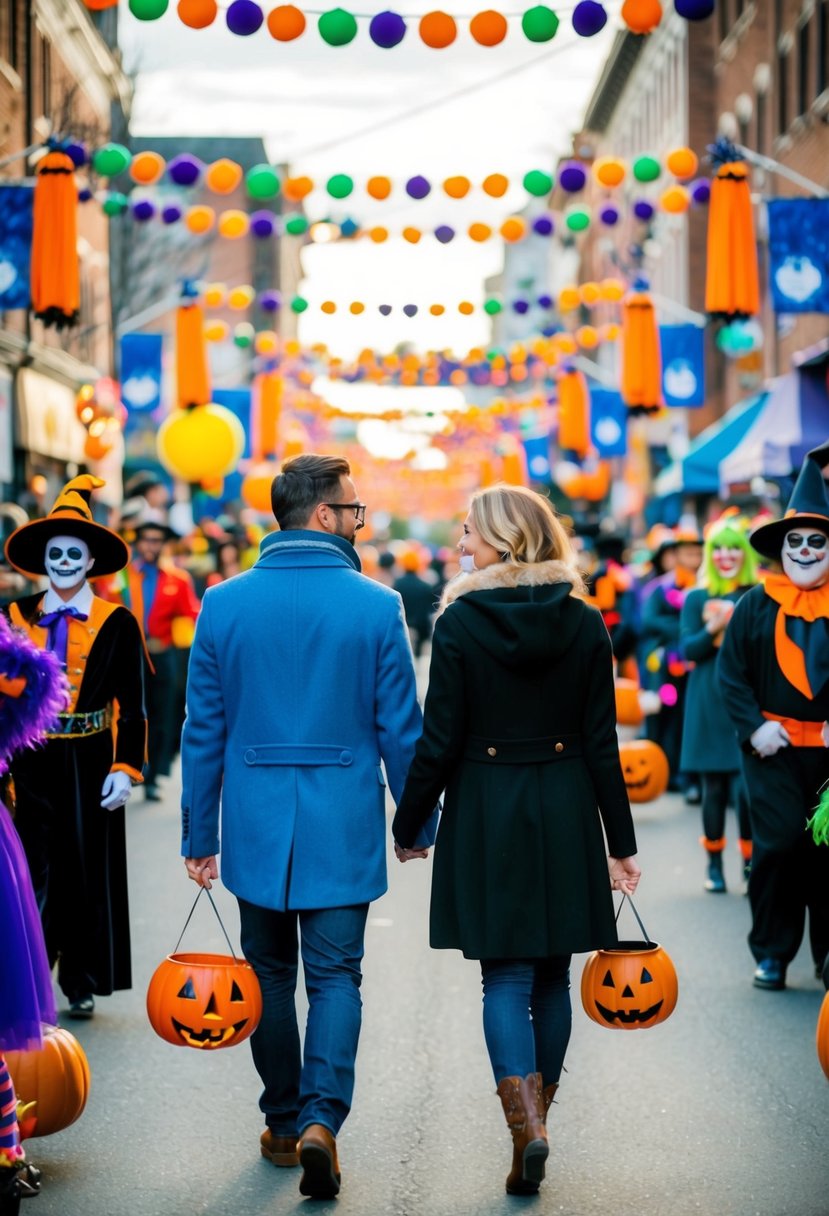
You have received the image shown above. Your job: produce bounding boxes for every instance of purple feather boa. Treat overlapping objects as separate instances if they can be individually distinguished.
[0,613,68,774]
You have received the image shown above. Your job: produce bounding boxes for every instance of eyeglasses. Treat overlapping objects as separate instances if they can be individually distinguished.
[322,502,367,528]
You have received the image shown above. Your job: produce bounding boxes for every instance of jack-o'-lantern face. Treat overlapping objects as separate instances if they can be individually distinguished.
[146,953,263,1050]
[618,740,669,803]
[581,944,678,1031]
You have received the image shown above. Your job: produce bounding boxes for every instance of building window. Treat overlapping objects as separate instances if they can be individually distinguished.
[41,36,50,119]
[798,17,811,116]
[818,0,828,97]
[777,45,790,134]
[756,89,767,155]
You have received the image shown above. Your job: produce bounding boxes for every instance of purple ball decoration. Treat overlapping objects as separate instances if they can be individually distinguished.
[599,203,620,225]
[434,225,455,244]
[537,293,553,309]
[226,0,264,35]
[406,175,431,200]
[369,10,407,47]
[132,198,156,222]
[513,299,530,315]
[471,366,491,386]
[403,304,418,317]
[258,290,282,313]
[532,215,554,236]
[250,210,277,238]
[77,187,93,203]
[379,305,393,316]
[65,142,88,168]
[572,0,607,36]
[559,161,587,193]
[690,178,711,205]
[167,154,203,187]
[161,203,183,224]
[674,0,715,19]
[633,198,656,222]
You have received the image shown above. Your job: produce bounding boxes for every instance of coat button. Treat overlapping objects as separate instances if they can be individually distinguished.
[555,742,564,753]
[244,749,257,764]
[487,746,497,757]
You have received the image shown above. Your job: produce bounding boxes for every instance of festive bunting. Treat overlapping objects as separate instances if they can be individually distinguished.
[659,325,705,407]
[766,198,829,315]
[120,333,163,414]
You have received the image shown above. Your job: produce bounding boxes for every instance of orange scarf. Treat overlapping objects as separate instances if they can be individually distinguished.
[763,573,829,699]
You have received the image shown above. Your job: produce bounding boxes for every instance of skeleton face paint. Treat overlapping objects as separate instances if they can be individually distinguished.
[711,546,745,581]
[781,528,829,589]
[45,535,95,592]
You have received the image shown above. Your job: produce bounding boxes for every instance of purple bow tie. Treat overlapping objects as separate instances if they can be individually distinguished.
[39,606,89,667]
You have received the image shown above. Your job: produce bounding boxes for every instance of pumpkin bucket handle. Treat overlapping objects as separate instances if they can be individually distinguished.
[174,886,238,959]
[614,893,651,943]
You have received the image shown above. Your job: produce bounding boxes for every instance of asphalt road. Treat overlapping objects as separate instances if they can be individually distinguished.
[17,754,829,1216]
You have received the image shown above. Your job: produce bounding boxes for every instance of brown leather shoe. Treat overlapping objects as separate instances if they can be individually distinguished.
[298,1124,341,1198]
[260,1129,299,1167]
[496,1073,549,1195]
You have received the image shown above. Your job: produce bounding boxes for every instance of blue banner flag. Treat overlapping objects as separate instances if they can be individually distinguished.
[659,325,705,408]
[767,198,829,314]
[120,333,163,414]
[590,389,627,456]
[0,186,33,310]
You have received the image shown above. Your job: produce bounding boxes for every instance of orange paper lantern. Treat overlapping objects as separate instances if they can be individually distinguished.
[176,302,211,409]
[621,289,663,414]
[30,150,80,330]
[206,159,243,194]
[621,0,662,34]
[178,0,218,27]
[468,222,492,241]
[557,368,591,457]
[130,150,166,184]
[366,175,392,199]
[443,175,470,198]
[470,9,508,44]
[266,4,306,39]
[419,10,457,46]
[282,176,314,202]
[705,154,760,320]
[593,157,626,188]
[482,173,508,197]
[665,146,698,179]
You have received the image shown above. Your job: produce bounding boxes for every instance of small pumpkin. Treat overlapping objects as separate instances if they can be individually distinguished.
[817,991,829,1081]
[146,952,262,1050]
[615,678,644,727]
[5,1024,91,1138]
[581,941,678,1030]
[619,739,669,803]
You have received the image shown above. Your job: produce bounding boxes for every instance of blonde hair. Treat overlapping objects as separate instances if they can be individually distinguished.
[469,484,583,586]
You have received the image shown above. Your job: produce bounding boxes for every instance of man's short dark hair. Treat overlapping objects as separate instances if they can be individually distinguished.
[271,454,351,530]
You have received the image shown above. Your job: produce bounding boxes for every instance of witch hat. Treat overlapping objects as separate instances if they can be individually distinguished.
[5,475,130,579]
[750,442,829,559]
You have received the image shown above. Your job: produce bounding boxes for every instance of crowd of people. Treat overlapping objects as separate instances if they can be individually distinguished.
[0,444,827,1207]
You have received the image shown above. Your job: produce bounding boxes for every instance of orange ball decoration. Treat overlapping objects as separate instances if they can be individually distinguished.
[185,205,215,234]
[369,227,388,243]
[403,227,422,243]
[558,286,581,312]
[500,217,526,242]
[267,4,306,40]
[470,9,508,44]
[350,301,365,314]
[482,173,509,197]
[665,146,698,180]
[661,185,691,214]
[366,175,392,199]
[419,10,457,46]
[282,176,314,202]
[218,210,249,239]
[458,301,474,315]
[580,281,601,306]
[321,300,337,314]
[204,282,225,308]
[130,150,166,184]
[468,222,492,242]
[621,0,662,35]
[618,739,670,802]
[429,303,445,315]
[443,175,471,198]
[206,159,243,194]
[147,953,262,1049]
[178,0,218,28]
[594,157,626,188]
[600,277,626,302]
[576,325,599,349]
[5,1026,91,1138]
[581,935,678,1029]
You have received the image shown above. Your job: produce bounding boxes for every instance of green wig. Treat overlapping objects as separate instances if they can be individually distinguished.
[701,517,759,596]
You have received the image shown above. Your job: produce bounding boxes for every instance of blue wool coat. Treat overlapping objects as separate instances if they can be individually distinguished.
[180,530,424,911]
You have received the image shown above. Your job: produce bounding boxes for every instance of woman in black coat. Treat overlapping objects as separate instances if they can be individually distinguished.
[392,485,640,1199]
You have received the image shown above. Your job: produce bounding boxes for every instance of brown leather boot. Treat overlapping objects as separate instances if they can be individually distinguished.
[541,1081,559,1124]
[298,1124,341,1198]
[260,1129,299,1167]
[496,1072,549,1195]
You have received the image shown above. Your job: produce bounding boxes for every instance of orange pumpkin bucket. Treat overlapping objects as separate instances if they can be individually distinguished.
[817,986,829,1081]
[581,895,678,1030]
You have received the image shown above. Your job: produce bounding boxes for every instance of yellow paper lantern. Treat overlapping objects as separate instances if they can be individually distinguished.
[593,157,626,188]
[576,325,599,349]
[558,286,581,312]
[218,210,249,239]
[204,282,226,308]
[255,330,279,356]
[580,281,601,306]
[204,320,229,342]
[600,277,626,302]
[185,205,215,234]
[157,404,245,482]
[130,150,166,185]
[500,217,526,242]
[206,159,243,194]
[228,285,255,310]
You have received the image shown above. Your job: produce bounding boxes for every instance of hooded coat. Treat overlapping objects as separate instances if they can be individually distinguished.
[392,560,637,959]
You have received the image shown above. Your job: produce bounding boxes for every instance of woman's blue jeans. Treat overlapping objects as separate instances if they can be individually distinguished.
[480,956,572,1085]
[238,898,368,1138]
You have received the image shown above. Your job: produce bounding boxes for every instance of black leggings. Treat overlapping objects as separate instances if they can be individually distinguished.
[701,772,751,844]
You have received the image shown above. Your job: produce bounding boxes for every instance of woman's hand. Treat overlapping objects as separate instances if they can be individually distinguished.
[394,842,429,863]
[609,855,641,894]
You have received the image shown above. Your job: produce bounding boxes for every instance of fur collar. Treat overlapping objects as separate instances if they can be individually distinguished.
[439,559,583,612]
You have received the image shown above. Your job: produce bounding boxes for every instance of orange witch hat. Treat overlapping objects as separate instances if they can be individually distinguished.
[5,476,129,579]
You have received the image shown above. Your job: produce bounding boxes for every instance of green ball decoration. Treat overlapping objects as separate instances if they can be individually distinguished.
[102,193,129,216]
[565,206,591,232]
[246,164,280,199]
[483,298,503,315]
[92,143,132,178]
[318,8,359,45]
[234,323,255,349]
[291,296,309,314]
[633,155,661,183]
[327,174,354,199]
[128,0,169,17]
[521,6,560,41]
[285,216,309,235]
[523,169,554,197]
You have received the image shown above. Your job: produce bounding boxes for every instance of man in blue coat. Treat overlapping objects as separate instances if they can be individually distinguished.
[180,454,427,1199]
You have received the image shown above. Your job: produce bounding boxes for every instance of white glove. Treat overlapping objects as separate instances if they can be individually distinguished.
[101,770,133,811]
[750,720,791,758]
[823,722,829,748]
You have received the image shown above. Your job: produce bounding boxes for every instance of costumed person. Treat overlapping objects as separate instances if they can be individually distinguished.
[679,515,759,893]
[103,517,200,801]
[719,443,829,991]
[392,484,640,1199]
[3,476,147,1019]
[640,529,704,795]
[583,531,639,672]
[0,614,66,1212]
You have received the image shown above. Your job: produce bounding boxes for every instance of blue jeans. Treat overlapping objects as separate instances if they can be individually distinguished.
[238,899,369,1137]
[480,956,572,1085]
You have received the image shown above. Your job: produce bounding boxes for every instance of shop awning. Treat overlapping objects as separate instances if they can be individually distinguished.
[653,392,768,497]
[718,367,829,492]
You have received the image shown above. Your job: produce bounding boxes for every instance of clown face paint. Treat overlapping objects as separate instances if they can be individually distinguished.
[711,546,745,582]
[781,529,829,589]
[45,535,95,593]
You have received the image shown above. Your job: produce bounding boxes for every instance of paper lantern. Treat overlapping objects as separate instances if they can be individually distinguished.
[159,405,244,482]
[705,145,760,320]
[250,210,277,238]
[284,215,308,235]
[594,156,626,187]
[370,10,406,46]
[102,192,128,216]
[522,5,559,40]
[367,175,392,199]
[621,287,663,413]
[168,154,203,186]
[178,0,218,27]
[228,285,255,309]
[559,161,587,193]
[406,175,431,199]
[226,0,263,34]
[675,0,714,17]
[468,223,492,241]
[234,322,255,346]
[633,155,661,183]
[282,175,313,201]
[666,146,698,179]
[572,1,607,36]
[129,0,168,18]
[558,368,591,456]
[92,142,131,177]
[206,159,243,194]
[242,465,277,512]
[403,227,422,243]
[599,203,620,225]
[434,224,455,243]
[184,205,214,234]
[30,149,80,329]
[131,198,156,222]
[482,173,509,197]
[130,150,166,184]
[500,217,526,242]
[419,9,457,45]
[558,285,580,311]
[523,169,553,196]
[267,4,306,38]
[5,1026,90,1139]
[176,302,211,408]
[470,9,508,44]
[532,215,554,235]
[204,320,229,342]
[565,205,591,232]
[290,296,309,313]
[327,173,354,199]
[369,226,389,242]
[621,0,662,33]
[559,459,611,501]
[661,185,690,213]
[318,8,358,44]
[443,175,470,198]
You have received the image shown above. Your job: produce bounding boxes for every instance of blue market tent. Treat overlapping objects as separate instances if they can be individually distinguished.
[653,392,768,497]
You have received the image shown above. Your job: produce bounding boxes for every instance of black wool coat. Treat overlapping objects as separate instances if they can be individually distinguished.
[392,560,637,960]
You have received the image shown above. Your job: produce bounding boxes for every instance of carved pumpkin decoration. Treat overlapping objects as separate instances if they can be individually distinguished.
[5,1025,90,1139]
[146,952,262,1050]
[581,940,678,1030]
[618,739,669,803]
[817,991,829,1081]
[615,678,643,727]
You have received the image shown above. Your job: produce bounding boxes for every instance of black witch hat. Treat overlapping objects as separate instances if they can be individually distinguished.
[750,442,829,559]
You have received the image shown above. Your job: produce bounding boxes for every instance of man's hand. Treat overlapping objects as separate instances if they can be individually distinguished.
[101,771,133,811]
[750,720,791,758]
[394,842,429,863]
[185,856,218,888]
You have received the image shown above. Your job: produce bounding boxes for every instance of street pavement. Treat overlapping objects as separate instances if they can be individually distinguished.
[19,728,829,1215]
